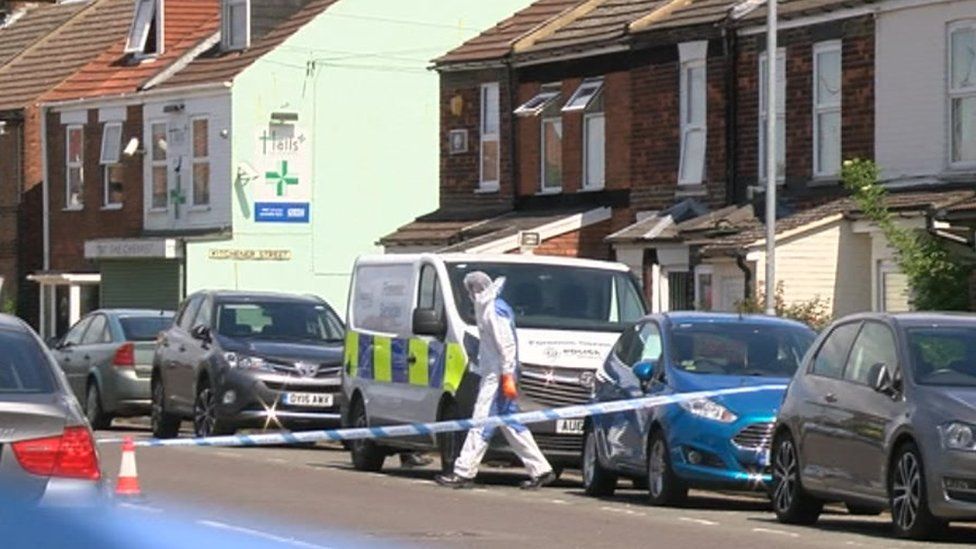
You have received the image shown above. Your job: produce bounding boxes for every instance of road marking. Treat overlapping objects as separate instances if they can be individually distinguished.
[117,502,164,514]
[266,458,288,464]
[549,499,569,505]
[679,517,718,526]
[751,528,800,538]
[197,520,333,549]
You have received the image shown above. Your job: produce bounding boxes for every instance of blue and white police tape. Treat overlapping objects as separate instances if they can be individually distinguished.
[100,384,786,449]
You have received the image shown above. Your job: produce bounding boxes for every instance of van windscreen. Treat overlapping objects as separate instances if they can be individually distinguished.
[446,262,646,332]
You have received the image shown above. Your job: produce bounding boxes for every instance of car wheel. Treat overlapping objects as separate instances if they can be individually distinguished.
[647,430,687,506]
[349,398,385,472]
[890,442,946,540]
[771,432,822,525]
[582,427,617,497]
[193,381,232,438]
[85,383,113,430]
[437,400,462,475]
[151,378,181,439]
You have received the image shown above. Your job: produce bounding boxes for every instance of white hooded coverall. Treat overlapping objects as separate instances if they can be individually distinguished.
[453,275,553,480]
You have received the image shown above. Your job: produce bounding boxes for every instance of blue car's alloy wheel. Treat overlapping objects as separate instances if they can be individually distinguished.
[582,428,617,497]
[646,431,687,506]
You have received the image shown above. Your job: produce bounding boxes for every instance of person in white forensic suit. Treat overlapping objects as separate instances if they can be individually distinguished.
[435,271,556,490]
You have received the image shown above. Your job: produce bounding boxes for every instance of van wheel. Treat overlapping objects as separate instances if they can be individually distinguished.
[771,432,822,525]
[85,383,113,430]
[437,400,463,475]
[582,427,617,497]
[151,378,181,439]
[349,399,385,472]
[890,442,946,540]
[647,430,687,506]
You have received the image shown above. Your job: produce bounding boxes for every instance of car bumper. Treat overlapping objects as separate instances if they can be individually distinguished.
[667,413,775,490]
[37,478,108,508]
[215,369,345,431]
[102,368,151,416]
[926,446,976,520]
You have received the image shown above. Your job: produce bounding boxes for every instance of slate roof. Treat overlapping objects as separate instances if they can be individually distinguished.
[41,0,221,103]
[523,0,663,54]
[0,1,85,70]
[154,0,339,90]
[0,0,132,111]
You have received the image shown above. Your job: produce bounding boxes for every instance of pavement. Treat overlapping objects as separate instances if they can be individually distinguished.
[95,420,976,549]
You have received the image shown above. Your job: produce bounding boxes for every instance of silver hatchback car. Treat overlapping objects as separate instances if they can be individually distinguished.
[51,309,174,429]
[0,313,104,506]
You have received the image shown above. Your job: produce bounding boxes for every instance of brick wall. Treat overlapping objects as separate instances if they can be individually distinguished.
[47,106,145,272]
[735,16,875,204]
[630,40,728,213]
[439,68,514,213]
[0,118,21,312]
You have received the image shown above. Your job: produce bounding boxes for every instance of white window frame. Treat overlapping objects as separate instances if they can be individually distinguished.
[948,21,976,169]
[222,0,250,51]
[124,0,163,56]
[190,117,210,207]
[813,40,842,178]
[100,122,123,208]
[479,82,500,192]
[582,106,605,190]
[694,264,714,311]
[759,48,787,183]
[678,41,708,186]
[148,120,168,211]
[65,125,84,210]
[562,77,604,113]
[540,117,563,193]
[513,89,560,117]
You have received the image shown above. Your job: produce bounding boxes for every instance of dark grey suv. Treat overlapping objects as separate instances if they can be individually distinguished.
[151,291,346,439]
[771,313,976,539]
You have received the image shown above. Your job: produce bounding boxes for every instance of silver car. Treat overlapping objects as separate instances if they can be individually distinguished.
[51,309,174,429]
[0,313,104,506]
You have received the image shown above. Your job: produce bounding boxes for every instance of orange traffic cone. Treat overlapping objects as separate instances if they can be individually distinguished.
[115,437,142,499]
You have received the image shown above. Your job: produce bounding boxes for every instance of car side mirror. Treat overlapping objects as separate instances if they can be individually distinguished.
[632,360,656,383]
[46,337,62,349]
[413,308,446,338]
[191,324,212,343]
[869,362,898,397]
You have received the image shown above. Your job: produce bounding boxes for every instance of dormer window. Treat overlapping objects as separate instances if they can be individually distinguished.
[125,0,164,57]
[222,0,250,51]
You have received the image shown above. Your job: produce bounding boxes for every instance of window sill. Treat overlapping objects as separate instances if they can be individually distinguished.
[939,169,976,182]
[535,187,563,196]
[807,176,841,188]
[189,205,211,212]
[474,186,499,195]
[148,207,168,214]
[675,184,707,198]
[101,204,123,211]
[578,186,606,193]
[62,206,84,212]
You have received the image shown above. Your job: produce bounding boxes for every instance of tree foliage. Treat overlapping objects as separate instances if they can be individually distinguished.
[736,281,833,331]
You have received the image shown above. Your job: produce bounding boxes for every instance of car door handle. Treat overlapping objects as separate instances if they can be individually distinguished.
[824,393,838,403]
[407,355,418,365]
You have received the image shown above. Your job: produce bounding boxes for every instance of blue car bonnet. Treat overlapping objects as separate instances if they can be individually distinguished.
[669,368,789,416]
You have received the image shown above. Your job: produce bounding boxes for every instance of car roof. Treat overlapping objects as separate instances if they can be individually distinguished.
[203,290,325,304]
[91,308,174,317]
[355,252,632,273]
[0,313,30,332]
[658,311,813,329]
[886,312,976,327]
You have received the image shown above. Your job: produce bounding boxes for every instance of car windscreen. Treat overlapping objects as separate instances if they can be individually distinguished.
[0,330,56,394]
[446,261,647,332]
[120,315,174,341]
[215,301,344,343]
[908,326,976,387]
[669,322,815,377]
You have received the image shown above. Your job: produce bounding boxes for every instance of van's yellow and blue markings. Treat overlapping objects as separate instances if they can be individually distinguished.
[346,332,466,392]
[100,385,788,449]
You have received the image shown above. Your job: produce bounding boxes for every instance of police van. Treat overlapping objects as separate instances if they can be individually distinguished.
[341,253,647,473]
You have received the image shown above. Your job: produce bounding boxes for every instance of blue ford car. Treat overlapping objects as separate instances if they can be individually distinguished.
[583,313,816,505]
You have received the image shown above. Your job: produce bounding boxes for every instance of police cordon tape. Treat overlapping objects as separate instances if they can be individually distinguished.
[98,384,787,449]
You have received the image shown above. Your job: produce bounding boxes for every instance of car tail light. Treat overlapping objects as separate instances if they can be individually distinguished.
[113,342,135,367]
[12,427,101,480]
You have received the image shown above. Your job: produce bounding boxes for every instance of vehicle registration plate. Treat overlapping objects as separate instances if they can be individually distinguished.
[556,419,585,434]
[283,393,334,408]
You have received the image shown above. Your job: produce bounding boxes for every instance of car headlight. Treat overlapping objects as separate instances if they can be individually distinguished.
[223,352,270,372]
[679,398,737,423]
[941,422,976,451]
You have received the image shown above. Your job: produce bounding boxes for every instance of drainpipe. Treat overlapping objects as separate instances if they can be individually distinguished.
[505,60,518,211]
[41,106,49,272]
[722,24,739,205]
[735,252,753,299]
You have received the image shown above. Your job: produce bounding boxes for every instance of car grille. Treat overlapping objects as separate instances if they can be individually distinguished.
[268,362,342,379]
[533,433,583,454]
[732,422,775,451]
[519,364,593,408]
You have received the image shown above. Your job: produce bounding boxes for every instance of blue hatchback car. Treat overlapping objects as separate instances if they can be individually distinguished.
[583,313,816,505]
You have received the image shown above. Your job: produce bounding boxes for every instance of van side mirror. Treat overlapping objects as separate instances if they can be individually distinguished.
[413,309,446,337]
[191,324,212,343]
[869,362,898,397]
[632,360,656,383]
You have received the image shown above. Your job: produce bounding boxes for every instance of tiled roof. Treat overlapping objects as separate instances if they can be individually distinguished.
[154,0,339,90]
[41,0,220,103]
[0,2,85,70]
[523,0,663,54]
[0,0,132,111]
[701,190,976,255]
[436,0,584,65]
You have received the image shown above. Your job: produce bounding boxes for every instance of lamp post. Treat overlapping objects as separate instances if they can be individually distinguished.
[763,0,777,315]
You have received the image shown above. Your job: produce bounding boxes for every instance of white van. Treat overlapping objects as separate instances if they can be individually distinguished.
[340,253,647,473]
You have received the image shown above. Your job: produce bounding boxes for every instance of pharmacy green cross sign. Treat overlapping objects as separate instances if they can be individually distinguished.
[265,160,299,197]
